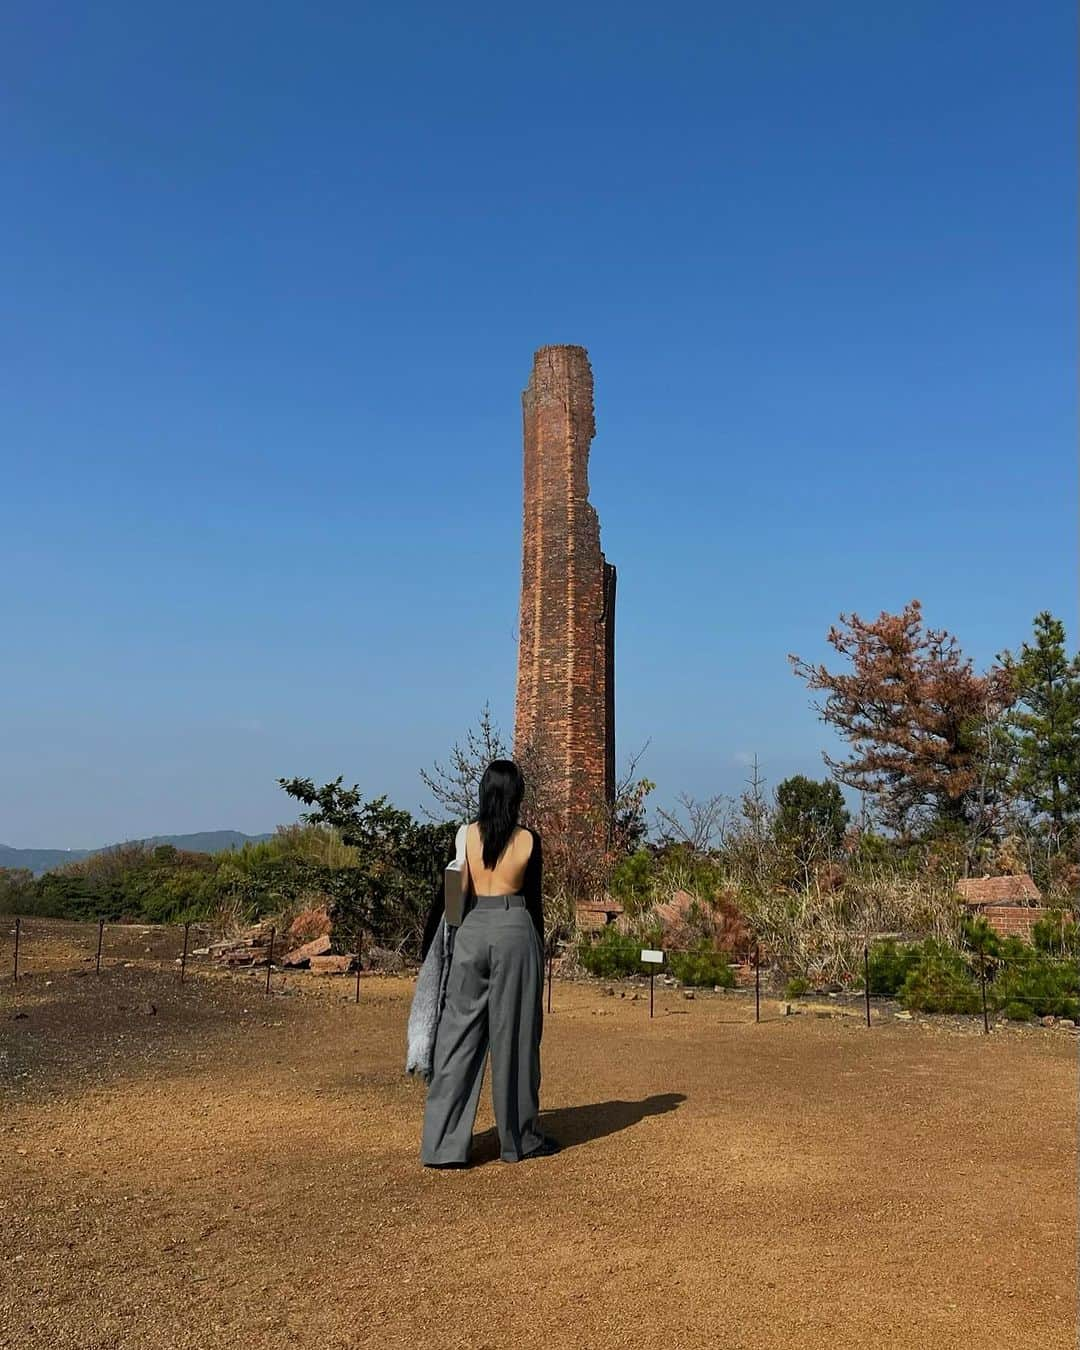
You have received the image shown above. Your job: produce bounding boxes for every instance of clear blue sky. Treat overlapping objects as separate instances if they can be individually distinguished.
[2,2,1074,848]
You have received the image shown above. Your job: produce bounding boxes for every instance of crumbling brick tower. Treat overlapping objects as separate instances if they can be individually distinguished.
[514,345,616,832]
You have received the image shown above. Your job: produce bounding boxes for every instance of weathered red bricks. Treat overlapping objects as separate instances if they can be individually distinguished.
[513,345,616,830]
[978,905,1050,943]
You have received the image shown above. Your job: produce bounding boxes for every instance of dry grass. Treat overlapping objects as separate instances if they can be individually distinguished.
[743,869,967,982]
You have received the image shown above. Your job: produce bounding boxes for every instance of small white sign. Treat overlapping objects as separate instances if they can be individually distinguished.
[640,949,664,964]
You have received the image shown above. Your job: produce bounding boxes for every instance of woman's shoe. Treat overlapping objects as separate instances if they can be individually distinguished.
[423,1159,470,1169]
[521,1135,561,1159]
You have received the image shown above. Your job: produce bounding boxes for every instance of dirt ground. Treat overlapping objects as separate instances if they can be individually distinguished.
[1,917,1076,1350]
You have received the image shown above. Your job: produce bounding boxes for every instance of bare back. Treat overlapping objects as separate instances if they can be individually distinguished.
[465,821,534,896]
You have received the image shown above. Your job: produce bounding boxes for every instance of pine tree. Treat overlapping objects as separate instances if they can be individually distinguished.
[998,612,1080,832]
[775,774,851,860]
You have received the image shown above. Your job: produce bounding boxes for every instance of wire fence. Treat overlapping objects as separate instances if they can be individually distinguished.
[572,924,1080,1029]
[1,914,367,1005]
[3,913,1077,1034]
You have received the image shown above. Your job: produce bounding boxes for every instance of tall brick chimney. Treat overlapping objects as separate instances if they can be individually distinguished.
[514,345,616,831]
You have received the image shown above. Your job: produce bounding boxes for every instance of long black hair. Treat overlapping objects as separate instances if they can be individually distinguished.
[475,759,525,869]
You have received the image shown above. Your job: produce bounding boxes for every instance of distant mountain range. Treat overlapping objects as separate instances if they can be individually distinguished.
[0,831,274,877]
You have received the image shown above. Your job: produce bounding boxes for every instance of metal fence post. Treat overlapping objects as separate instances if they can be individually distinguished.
[754,943,760,1024]
[547,953,553,1015]
[95,918,105,974]
[979,938,989,1034]
[265,926,275,995]
[864,945,871,1027]
[354,940,362,1004]
[13,916,20,982]
[179,922,190,984]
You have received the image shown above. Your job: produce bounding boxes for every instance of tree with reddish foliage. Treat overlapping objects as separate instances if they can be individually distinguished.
[788,600,1014,843]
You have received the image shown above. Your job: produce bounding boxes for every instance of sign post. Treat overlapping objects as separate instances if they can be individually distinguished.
[641,949,663,1019]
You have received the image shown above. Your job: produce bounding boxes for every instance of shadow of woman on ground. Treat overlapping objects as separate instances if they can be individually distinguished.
[470,1092,686,1163]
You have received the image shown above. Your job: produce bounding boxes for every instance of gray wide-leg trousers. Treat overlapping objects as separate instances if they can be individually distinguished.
[421,895,545,1165]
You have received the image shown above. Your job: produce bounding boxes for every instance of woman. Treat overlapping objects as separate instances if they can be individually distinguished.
[419,759,560,1167]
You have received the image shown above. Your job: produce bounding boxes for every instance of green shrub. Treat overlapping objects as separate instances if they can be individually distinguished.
[865,939,922,996]
[896,935,1079,1021]
[576,926,649,979]
[997,935,1035,964]
[1032,910,1080,957]
[785,976,811,998]
[669,942,735,987]
[31,872,113,922]
[959,914,1003,958]
[609,849,656,917]
[991,952,1080,1020]
[898,940,981,1014]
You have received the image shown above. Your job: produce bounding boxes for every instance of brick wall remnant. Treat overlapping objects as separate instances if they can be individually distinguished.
[978,905,1051,944]
[956,874,1046,944]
